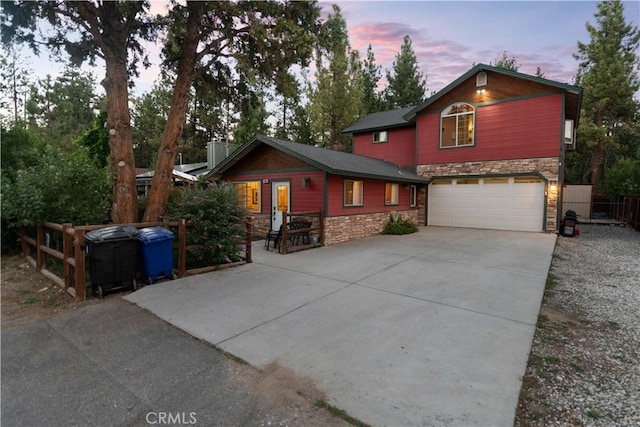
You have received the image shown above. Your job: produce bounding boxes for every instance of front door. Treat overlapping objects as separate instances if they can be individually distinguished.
[271,181,290,230]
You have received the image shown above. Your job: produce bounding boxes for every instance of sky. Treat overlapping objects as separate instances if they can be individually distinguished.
[328,0,640,92]
[13,1,640,99]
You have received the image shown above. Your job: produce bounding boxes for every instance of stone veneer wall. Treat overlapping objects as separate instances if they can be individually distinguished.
[324,209,419,246]
[249,213,271,238]
[417,157,560,231]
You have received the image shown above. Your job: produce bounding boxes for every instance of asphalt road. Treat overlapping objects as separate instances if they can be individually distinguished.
[1,299,330,427]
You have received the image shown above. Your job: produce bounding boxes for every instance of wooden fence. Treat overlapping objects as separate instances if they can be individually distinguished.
[18,217,253,301]
[613,196,640,232]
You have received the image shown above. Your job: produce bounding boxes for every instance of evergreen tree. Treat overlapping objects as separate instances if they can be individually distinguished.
[308,4,363,151]
[362,44,383,113]
[494,51,520,71]
[273,73,301,140]
[25,67,98,149]
[233,89,270,144]
[0,46,31,125]
[384,35,427,108]
[131,81,172,168]
[2,0,158,223]
[289,104,313,145]
[77,111,110,168]
[570,0,640,192]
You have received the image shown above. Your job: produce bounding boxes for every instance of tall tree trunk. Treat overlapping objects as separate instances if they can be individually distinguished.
[103,54,137,223]
[591,137,604,194]
[590,112,605,195]
[143,3,204,222]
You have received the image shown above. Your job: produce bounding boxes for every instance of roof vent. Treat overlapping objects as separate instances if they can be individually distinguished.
[476,71,488,88]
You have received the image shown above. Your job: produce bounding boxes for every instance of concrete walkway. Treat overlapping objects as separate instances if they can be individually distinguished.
[126,227,556,426]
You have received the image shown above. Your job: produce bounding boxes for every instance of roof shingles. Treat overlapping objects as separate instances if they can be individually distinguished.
[212,135,427,184]
[342,105,415,134]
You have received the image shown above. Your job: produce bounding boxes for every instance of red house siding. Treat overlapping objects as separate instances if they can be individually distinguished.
[225,170,325,214]
[352,126,416,167]
[417,94,563,164]
[327,174,414,217]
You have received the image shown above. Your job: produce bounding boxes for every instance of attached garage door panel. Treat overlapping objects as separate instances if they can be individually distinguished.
[428,177,544,232]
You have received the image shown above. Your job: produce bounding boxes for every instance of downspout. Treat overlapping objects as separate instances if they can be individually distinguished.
[558,93,567,232]
[323,171,329,242]
[414,115,428,226]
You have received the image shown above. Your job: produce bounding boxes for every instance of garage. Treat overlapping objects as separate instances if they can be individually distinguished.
[428,176,545,232]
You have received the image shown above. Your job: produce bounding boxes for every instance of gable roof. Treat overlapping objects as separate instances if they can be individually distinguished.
[208,135,427,184]
[404,63,582,121]
[342,105,415,134]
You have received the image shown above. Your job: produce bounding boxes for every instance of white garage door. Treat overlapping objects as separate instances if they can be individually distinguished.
[428,176,545,232]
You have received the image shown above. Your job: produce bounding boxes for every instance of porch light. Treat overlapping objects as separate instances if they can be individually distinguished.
[302,176,310,188]
[548,180,558,195]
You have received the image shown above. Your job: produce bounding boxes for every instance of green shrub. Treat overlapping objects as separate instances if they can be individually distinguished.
[383,211,418,235]
[165,183,247,266]
[1,145,111,229]
[602,157,640,198]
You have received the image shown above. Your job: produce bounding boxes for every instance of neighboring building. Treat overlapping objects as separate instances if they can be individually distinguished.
[136,162,209,196]
[207,135,427,245]
[343,64,582,233]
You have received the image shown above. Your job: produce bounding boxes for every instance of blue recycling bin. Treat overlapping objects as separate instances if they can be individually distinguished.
[137,227,176,285]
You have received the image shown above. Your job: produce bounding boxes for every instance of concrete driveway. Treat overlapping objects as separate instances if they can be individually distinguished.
[126,226,556,426]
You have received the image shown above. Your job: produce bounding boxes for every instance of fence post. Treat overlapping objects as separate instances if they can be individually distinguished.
[74,228,86,301]
[245,216,253,263]
[62,223,72,290]
[178,219,187,277]
[281,213,289,254]
[19,227,27,256]
[36,224,45,270]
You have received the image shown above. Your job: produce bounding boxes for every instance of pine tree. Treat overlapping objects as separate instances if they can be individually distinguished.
[361,44,383,114]
[384,35,427,109]
[494,51,520,71]
[233,89,270,144]
[571,0,640,192]
[308,4,363,151]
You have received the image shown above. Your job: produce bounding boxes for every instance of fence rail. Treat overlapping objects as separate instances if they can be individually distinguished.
[18,217,253,301]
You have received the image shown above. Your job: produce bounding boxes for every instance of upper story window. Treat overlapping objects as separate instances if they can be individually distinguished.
[373,131,388,143]
[440,103,475,148]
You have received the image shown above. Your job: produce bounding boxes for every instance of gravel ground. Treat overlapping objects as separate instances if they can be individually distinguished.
[515,224,640,426]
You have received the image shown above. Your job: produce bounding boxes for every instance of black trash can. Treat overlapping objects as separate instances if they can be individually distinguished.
[85,225,139,298]
[560,210,578,237]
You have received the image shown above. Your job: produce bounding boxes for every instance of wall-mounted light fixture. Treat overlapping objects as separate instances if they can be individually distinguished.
[548,180,558,195]
[302,176,311,188]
